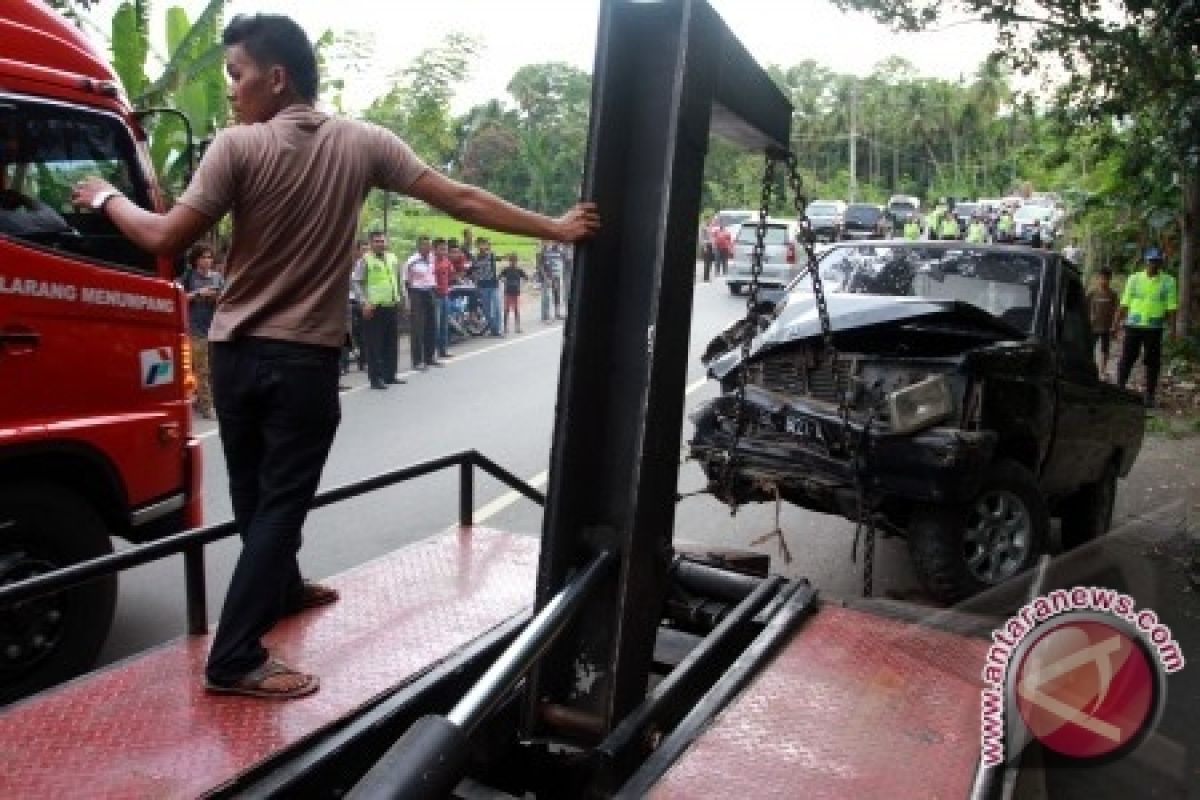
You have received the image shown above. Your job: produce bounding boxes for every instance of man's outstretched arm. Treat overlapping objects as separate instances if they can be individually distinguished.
[72,177,216,256]
[408,171,599,244]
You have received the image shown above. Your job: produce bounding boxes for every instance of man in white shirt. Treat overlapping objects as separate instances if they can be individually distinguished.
[405,235,440,370]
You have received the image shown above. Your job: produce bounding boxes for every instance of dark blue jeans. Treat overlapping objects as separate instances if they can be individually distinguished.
[206,337,341,684]
[434,293,450,356]
[480,286,501,334]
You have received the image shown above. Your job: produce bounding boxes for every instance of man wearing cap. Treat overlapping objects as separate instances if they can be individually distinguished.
[1115,247,1177,407]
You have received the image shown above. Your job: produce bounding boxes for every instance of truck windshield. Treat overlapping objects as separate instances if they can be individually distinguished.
[821,245,1042,332]
[0,97,155,273]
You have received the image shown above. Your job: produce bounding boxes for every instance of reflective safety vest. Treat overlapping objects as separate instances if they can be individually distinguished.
[903,220,921,240]
[966,222,988,243]
[364,252,400,305]
[1121,270,1178,329]
[939,215,960,239]
[997,215,1014,234]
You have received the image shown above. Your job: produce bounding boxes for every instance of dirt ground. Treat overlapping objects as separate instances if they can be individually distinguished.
[1006,429,1200,798]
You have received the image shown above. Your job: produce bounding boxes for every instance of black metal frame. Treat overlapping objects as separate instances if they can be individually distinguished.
[0,450,544,637]
[615,582,817,798]
[529,0,793,737]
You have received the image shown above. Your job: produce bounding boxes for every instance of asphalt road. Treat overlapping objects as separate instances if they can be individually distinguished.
[96,268,1178,663]
[100,271,819,663]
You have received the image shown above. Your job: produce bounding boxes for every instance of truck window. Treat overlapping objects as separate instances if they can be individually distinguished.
[0,98,155,273]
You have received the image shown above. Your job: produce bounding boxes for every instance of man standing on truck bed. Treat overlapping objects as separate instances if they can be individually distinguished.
[72,13,598,700]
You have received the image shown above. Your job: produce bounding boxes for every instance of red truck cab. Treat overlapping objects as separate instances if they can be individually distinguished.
[0,0,202,702]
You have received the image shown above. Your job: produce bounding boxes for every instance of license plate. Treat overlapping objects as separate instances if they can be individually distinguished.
[780,412,826,449]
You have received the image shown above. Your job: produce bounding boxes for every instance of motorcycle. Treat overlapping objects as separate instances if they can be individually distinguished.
[447,284,489,341]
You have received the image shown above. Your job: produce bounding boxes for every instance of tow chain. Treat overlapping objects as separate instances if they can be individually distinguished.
[714,149,879,597]
[718,149,837,533]
[850,409,878,597]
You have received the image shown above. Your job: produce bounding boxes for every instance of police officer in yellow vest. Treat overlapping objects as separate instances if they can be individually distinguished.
[995,209,1015,243]
[925,206,944,240]
[903,216,921,240]
[938,208,961,240]
[353,230,404,390]
[966,215,988,244]
[1115,246,1177,407]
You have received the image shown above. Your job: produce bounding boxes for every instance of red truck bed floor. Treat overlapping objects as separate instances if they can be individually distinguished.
[650,605,989,799]
[0,527,537,800]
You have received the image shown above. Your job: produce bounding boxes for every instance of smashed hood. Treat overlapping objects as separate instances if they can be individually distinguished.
[705,294,1027,378]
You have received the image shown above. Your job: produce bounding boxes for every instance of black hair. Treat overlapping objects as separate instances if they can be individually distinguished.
[368,230,385,240]
[1099,268,1113,278]
[417,234,432,243]
[223,14,319,104]
[432,237,447,247]
[188,243,214,266]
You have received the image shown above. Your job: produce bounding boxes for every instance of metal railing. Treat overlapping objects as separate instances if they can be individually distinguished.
[0,449,545,636]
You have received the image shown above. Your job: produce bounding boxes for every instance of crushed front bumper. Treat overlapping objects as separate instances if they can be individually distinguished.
[690,389,996,514]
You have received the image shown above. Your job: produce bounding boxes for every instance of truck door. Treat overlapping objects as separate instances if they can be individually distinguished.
[0,97,188,510]
[1041,266,1106,493]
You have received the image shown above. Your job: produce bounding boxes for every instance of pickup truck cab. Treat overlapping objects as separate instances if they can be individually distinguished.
[691,241,1145,602]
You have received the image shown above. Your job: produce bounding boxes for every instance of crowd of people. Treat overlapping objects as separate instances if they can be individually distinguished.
[183,229,573,405]
[342,230,572,390]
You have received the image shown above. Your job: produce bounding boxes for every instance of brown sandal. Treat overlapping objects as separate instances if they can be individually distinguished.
[205,657,319,699]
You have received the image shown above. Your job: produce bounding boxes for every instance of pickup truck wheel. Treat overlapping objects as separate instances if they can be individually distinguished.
[0,485,117,704]
[1059,461,1118,550]
[909,460,1048,603]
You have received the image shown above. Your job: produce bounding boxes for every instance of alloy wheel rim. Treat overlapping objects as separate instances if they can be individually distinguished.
[963,489,1032,584]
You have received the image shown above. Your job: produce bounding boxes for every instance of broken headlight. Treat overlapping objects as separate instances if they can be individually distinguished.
[886,375,953,434]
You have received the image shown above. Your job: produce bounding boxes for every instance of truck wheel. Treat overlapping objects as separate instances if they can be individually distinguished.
[1059,460,1118,550]
[0,484,117,704]
[908,460,1048,604]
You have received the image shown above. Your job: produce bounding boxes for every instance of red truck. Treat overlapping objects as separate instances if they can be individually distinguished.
[0,0,202,702]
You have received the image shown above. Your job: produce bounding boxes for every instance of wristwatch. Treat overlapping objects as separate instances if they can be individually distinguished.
[91,190,119,211]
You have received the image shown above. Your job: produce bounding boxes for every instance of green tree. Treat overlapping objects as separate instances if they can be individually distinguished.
[835,0,1200,333]
[504,62,591,213]
[314,29,375,115]
[100,2,228,198]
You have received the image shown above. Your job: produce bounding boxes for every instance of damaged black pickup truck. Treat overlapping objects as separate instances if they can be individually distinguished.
[690,242,1145,602]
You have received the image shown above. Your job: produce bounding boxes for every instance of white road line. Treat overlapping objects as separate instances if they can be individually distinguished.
[470,371,713,523]
[474,470,550,524]
[193,326,565,440]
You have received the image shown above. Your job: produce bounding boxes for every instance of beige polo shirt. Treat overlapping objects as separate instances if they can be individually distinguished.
[178,106,427,347]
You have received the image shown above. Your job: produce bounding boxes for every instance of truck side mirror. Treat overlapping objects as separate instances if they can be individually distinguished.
[133,108,198,198]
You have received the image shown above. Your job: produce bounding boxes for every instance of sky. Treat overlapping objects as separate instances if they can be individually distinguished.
[85,0,1001,113]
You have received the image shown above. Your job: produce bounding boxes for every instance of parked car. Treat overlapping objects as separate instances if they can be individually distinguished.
[886,195,922,227]
[1013,204,1057,244]
[842,203,891,240]
[952,201,980,234]
[804,200,846,242]
[691,242,1145,602]
[725,217,801,295]
[712,208,755,233]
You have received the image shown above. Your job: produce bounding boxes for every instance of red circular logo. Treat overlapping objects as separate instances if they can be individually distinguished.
[1014,616,1158,760]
